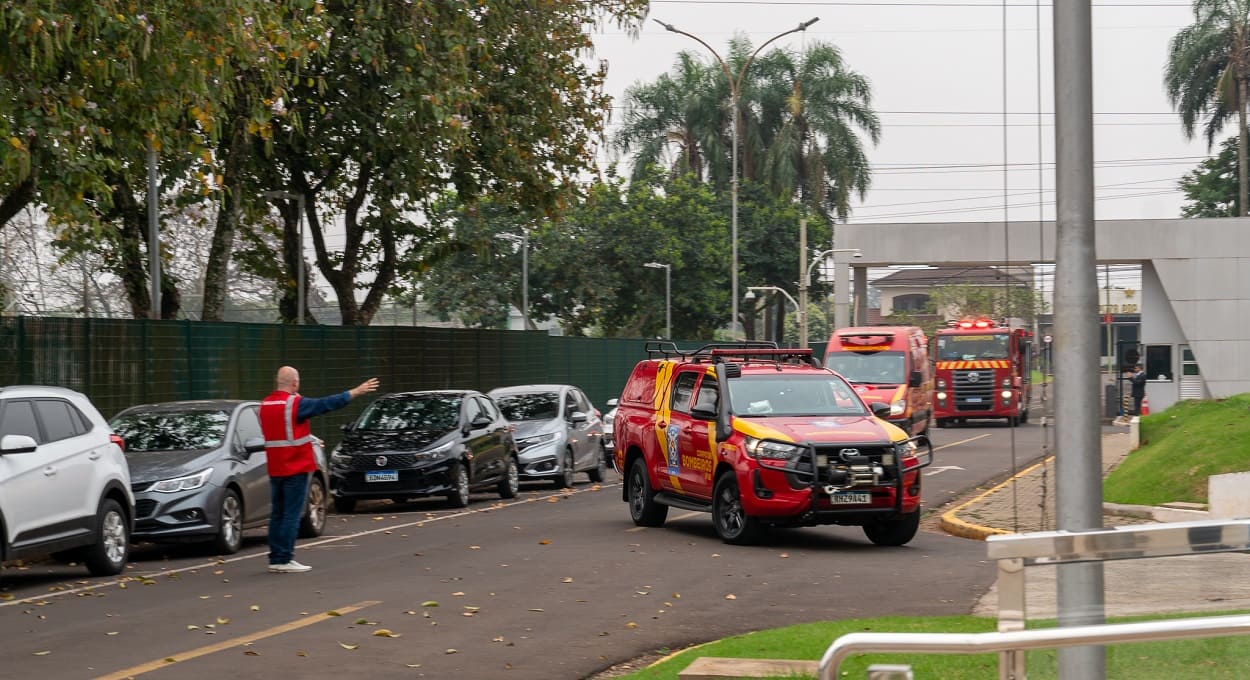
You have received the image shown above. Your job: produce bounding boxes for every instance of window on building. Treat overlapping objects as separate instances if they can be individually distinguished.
[1144,344,1173,382]
[893,294,930,313]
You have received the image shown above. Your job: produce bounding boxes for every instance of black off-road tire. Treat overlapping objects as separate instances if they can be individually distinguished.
[627,458,667,527]
[299,476,328,538]
[712,473,763,545]
[83,498,130,576]
[863,510,921,547]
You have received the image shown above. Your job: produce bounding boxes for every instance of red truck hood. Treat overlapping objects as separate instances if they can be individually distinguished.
[734,414,895,444]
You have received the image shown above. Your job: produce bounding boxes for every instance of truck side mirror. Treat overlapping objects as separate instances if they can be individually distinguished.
[870,402,892,419]
[908,370,923,388]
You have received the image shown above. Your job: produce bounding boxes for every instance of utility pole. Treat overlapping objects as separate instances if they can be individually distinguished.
[147,144,161,320]
[798,217,808,349]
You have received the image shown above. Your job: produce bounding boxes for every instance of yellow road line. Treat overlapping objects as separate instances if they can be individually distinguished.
[95,600,381,680]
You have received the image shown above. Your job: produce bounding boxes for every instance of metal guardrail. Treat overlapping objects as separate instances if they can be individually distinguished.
[818,519,1250,679]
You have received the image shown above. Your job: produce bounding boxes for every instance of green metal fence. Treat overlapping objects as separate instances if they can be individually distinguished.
[0,317,652,451]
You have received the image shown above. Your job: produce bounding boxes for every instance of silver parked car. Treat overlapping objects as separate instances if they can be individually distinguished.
[601,397,618,463]
[488,385,606,487]
[110,400,329,555]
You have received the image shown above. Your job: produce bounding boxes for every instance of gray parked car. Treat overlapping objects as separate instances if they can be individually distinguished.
[109,400,329,555]
[488,384,606,487]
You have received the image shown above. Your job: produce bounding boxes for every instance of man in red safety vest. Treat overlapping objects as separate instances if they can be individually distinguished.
[260,366,378,573]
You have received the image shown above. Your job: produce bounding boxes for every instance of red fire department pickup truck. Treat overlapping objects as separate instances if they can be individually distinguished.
[612,342,933,546]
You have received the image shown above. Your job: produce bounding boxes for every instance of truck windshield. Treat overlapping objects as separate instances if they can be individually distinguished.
[728,374,868,417]
[938,333,1009,360]
[825,351,906,385]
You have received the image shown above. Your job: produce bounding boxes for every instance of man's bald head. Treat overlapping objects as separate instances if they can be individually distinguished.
[276,366,300,392]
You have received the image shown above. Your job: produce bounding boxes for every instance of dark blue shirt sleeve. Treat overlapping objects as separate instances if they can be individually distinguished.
[295,391,352,423]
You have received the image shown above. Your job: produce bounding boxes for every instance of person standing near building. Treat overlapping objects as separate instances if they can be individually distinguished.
[1130,363,1148,416]
[260,366,378,573]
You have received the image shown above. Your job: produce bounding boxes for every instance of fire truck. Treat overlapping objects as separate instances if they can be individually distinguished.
[932,317,1033,427]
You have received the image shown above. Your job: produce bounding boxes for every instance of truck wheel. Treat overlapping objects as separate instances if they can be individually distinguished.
[712,473,763,545]
[935,418,949,429]
[863,510,920,546]
[627,458,667,527]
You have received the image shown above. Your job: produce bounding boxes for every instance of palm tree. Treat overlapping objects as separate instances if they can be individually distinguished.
[615,52,723,183]
[1165,0,1250,217]
[753,41,881,221]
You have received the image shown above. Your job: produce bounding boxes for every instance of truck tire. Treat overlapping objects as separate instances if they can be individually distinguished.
[627,458,667,527]
[863,510,920,547]
[936,418,949,429]
[712,473,763,545]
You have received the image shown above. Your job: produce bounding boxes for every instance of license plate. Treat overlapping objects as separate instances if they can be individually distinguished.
[365,470,398,483]
[829,492,871,505]
[966,397,982,403]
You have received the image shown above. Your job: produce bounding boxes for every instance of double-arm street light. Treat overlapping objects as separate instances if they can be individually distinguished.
[655,16,819,339]
[495,230,529,330]
[261,190,306,324]
[799,248,861,348]
[644,261,672,339]
[743,285,799,343]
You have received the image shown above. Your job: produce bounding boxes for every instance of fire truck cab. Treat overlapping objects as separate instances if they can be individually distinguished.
[932,317,1033,428]
[824,326,932,437]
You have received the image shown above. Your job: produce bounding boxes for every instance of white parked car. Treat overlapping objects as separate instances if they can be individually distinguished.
[0,386,134,576]
[602,398,619,463]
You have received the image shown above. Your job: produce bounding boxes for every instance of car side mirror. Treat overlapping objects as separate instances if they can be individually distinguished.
[569,411,588,423]
[870,402,892,419]
[908,370,923,388]
[690,404,717,421]
[607,398,619,408]
[243,437,266,454]
[0,434,38,455]
[470,414,493,430]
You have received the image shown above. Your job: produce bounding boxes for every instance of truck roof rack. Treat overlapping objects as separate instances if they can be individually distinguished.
[644,341,822,367]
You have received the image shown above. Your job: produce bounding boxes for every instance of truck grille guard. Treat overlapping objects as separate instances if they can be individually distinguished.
[785,435,934,517]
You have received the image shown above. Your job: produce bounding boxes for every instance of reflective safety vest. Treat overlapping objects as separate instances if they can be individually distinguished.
[259,390,316,477]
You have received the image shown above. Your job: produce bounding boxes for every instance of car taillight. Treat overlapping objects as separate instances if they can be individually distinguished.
[110,433,125,452]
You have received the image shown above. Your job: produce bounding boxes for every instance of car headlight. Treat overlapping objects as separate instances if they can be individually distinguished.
[146,468,213,493]
[416,441,457,461]
[603,412,615,426]
[516,432,557,451]
[330,447,350,466]
[744,436,802,461]
[889,399,907,416]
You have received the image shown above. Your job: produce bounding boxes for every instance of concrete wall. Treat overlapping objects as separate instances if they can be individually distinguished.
[842,218,1250,402]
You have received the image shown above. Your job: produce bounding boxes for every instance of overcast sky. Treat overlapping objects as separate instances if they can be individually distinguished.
[591,0,1209,229]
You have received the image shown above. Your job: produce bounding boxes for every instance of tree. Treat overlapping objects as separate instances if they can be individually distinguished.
[1165,0,1250,217]
[615,52,722,184]
[928,284,1046,327]
[1179,135,1239,217]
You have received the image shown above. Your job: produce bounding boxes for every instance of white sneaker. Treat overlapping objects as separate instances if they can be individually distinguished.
[268,560,312,573]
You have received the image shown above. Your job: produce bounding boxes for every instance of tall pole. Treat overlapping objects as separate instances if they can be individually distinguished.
[147,144,161,320]
[1053,1,1106,678]
[664,264,671,339]
[297,194,306,325]
[798,217,808,349]
[655,18,818,339]
[522,228,529,331]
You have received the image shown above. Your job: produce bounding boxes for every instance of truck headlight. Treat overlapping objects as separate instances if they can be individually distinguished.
[1001,390,1012,400]
[936,391,947,400]
[744,436,802,462]
[147,468,213,493]
[889,399,907,416]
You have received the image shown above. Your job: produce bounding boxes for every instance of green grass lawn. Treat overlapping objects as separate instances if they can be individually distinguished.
[1103,393,1250,505]
[618,612,1250,679]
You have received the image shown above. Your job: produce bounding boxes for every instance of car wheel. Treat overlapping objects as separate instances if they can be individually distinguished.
[333,497,357,514]
[554,450,574,489]
[588,446,607,483]
[627,457,667,527]
[712,473,762,545]
[212,490,244,555]
[83,498,129,576]
[447,462,470,508]
[497,457,519,499]
[299,476,327,538]
[862,510,921,546]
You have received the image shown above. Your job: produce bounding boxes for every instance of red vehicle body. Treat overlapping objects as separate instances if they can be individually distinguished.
[824,326,932,437]
[612,342,933,546]
[932,318,1034,427]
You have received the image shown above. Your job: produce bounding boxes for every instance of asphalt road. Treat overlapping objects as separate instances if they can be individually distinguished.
[0,421,1052,680]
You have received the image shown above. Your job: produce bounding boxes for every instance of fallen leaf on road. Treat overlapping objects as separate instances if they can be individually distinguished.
[464,606,480,612]
[106,631,119,636]
[217,617,230,625]
[779,552,790,558]
[326,610,341,616]
[338,642,358,651]
[561,577,573,583]
[373,629,400,638]
[493,636,505,642]
[249,605,260,612]
[297,650,307,657]
[422,601,439,607]
[187,625,199,631]
[451,591,465,597]
[528,608,544,612]
[445,648,458,654]
[406,664,422,668]
[538,539,551,545]
[32,651,50,656]
[725,594,737,600]
[469,545,481,550]
[626,622,638,629]
[244,650,260,656]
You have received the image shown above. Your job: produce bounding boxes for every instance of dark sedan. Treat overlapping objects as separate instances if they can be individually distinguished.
[328,390,519,513]
[110,400,329,554]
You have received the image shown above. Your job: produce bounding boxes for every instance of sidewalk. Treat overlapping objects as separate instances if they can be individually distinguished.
[938,428,1250,619]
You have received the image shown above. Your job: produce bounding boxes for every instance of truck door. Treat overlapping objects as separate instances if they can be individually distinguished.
[658,370,699,493]
[675,373,719,498]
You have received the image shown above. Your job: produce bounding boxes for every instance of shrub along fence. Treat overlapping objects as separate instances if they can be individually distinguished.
[0,317,654,451]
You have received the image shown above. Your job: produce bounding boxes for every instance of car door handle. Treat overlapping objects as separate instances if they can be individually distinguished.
[89,450,102,460]
[43,466,56,477]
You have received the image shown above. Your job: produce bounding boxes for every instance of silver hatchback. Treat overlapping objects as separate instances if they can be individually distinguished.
[488,385,606,487]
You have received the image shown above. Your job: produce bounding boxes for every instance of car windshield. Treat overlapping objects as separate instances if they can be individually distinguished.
[938,333,1009,360]
[494,392,559,421]
[357,395,460,432]
[728,374,867,417]
[825,351,906,385]
[111,410,230,452]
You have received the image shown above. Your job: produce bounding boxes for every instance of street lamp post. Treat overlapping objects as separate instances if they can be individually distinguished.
[495,230,529,330]
[800,248,862,348]
[656,16,819,339]
[644,262,671,338]
[262,190,306,324]
[743,285,799,343]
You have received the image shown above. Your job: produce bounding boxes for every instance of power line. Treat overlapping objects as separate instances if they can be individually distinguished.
[650,0,1187,6]
[855,189,1180,220]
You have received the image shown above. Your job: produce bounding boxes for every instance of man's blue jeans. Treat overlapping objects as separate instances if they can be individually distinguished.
[268,473,310,565]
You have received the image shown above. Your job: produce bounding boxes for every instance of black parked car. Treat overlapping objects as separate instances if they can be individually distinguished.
[110,400,329,555]
[328,390,519,513]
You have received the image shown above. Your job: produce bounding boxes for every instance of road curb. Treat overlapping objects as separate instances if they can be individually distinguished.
[938,456,1054,541]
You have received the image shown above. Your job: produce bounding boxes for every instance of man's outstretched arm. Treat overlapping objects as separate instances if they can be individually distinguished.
[296,378,380,422]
